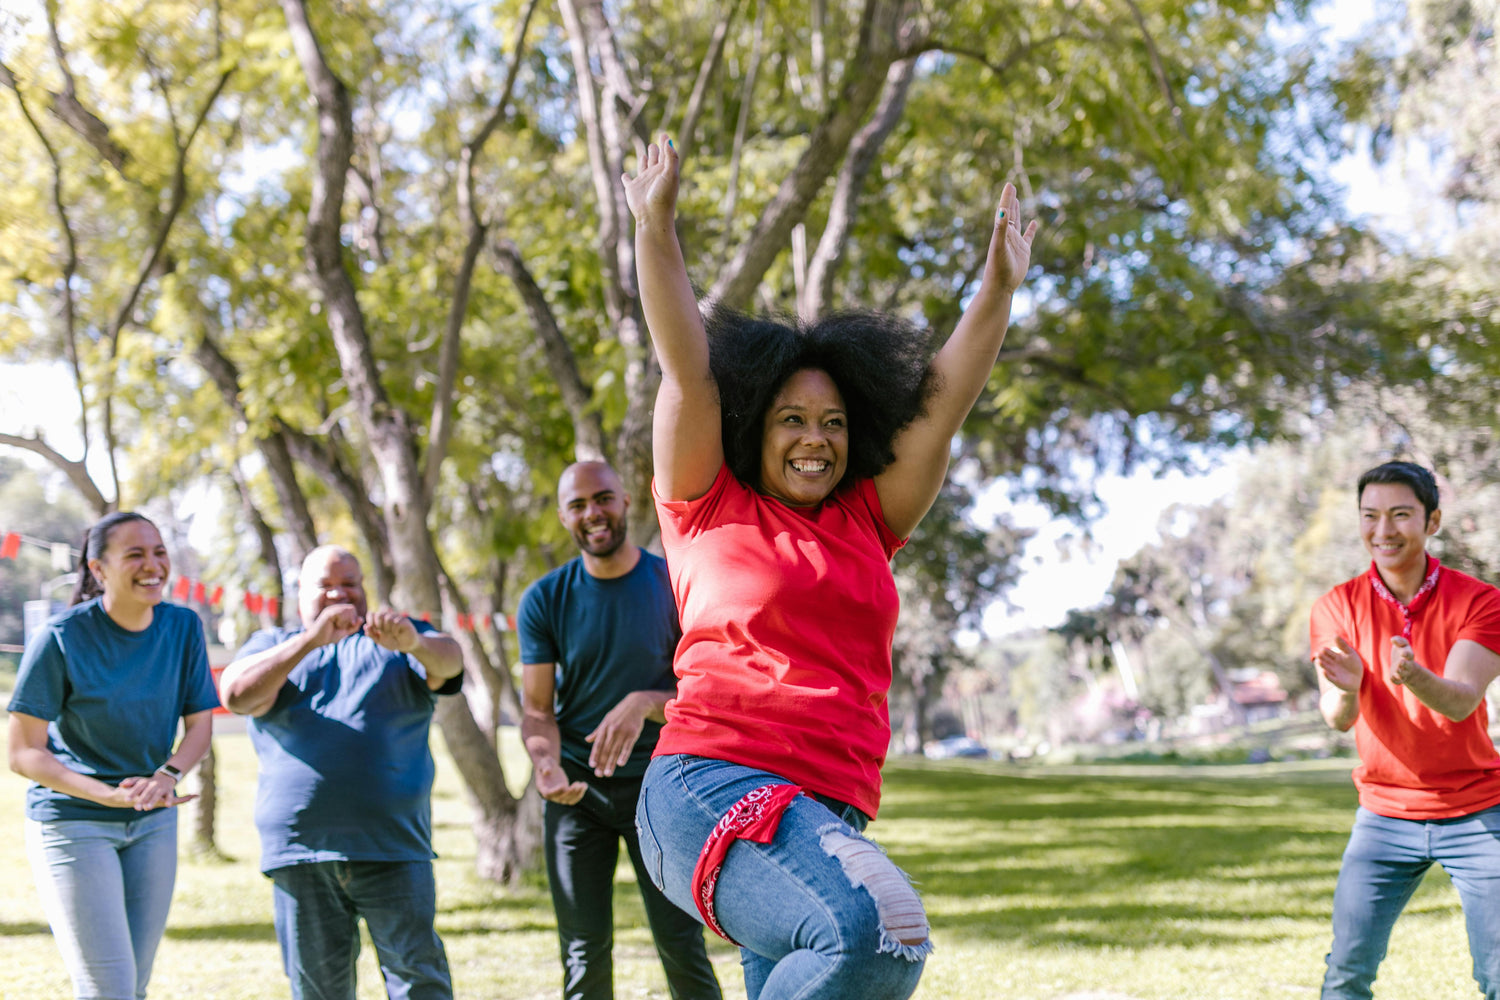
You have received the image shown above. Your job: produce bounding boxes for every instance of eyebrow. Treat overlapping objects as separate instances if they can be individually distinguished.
[1360,503,1418,511]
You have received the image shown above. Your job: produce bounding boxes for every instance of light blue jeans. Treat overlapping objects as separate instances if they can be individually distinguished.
[25,809,180,1000]
[637,754,929,1000]
[1323,804,1500,999]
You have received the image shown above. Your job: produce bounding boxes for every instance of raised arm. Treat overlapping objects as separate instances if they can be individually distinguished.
[874,183,1039,537]
[623,136,722,501]
[219,603,362,716]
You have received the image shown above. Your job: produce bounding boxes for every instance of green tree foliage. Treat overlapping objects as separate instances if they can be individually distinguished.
[3,0,1486,875]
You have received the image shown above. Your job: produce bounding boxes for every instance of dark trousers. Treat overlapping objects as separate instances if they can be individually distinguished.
[545,762,722,1000]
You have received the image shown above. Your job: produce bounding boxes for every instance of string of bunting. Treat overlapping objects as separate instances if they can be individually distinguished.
[2,529,515,632]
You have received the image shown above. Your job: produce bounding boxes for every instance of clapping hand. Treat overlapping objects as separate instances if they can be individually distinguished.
[1314,637,1364,693]
[365,608,419,654]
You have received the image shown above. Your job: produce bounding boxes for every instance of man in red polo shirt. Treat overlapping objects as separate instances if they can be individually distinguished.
[1311,461,1500,1000]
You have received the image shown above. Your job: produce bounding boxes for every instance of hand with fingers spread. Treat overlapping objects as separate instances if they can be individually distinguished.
[1314,636,1365,694]
[585,692,649,778]
[983,182,1040,295]
[623,135,680,232]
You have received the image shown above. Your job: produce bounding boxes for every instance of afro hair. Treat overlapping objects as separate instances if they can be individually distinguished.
[705,304,940,492]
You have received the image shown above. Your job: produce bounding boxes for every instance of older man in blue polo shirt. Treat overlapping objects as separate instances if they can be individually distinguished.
[221,545,464,1000]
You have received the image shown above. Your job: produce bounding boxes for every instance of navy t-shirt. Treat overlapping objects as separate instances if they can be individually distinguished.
[8,600,219,822]
[517,550,679,779]
[234,623,463,873]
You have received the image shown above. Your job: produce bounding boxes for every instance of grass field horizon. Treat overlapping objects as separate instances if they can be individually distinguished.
[0,725,1486,999]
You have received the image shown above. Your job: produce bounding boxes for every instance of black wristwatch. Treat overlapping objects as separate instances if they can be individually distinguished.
[155,763,183,782]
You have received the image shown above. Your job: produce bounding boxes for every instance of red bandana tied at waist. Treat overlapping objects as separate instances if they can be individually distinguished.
[1368,555,1441,642]
[691,783,803,944]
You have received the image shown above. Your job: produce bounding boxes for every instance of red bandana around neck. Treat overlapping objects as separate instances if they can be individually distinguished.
[1368,555,1442,641]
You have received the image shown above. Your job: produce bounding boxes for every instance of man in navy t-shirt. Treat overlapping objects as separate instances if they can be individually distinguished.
[519,462,721,1000]
[220,546,464,1000]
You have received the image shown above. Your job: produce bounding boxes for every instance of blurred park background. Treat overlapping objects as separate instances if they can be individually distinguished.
[2,0,1498,995]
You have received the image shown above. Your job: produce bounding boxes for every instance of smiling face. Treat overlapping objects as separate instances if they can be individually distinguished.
[1359,482,1440,579]
[558,462,630,559]
[298,547,367,625]
[757,368,850,508]
[90,519,169,613]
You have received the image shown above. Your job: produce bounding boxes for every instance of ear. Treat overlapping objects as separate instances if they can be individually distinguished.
[1426,508,1442,537]
[87,558,105,585]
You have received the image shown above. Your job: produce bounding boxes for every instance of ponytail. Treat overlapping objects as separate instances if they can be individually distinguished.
[69,511,154,606]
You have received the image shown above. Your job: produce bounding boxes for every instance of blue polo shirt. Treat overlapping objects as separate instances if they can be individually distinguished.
[517,550,679,779]
[8,600,219,822]
[234,624,463,873]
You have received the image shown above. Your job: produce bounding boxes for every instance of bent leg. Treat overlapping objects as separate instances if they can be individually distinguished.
[1321,809,1431,1000]
[349,861,453,1000]
[270,862,361,1000]
[1435,804,1500,1000]
[639,755,925,1000]
[26,818,138,1000]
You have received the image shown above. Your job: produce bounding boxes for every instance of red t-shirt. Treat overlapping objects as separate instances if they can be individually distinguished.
[653,465,906,819]
[1309,564,1500,819]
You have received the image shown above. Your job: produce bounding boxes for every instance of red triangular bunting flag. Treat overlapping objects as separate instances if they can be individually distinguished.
[0,533,20,560]
[172,577,191,601]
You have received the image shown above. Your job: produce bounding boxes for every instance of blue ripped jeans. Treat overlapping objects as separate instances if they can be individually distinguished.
[636,754,929,1000]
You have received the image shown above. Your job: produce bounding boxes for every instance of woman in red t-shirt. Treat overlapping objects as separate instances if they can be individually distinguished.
[624,136,1038,1000]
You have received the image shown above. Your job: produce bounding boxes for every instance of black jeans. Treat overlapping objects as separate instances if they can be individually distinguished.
[545,761,722,1000]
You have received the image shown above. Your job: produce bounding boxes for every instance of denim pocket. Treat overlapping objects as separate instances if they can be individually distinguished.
[634,786,666,890]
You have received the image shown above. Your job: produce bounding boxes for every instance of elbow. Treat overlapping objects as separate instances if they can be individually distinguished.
[1440,699,1484,723]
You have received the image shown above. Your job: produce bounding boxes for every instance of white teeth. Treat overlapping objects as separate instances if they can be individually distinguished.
[790,460,828,473]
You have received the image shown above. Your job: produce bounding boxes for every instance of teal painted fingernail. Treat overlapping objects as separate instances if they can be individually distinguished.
[667,138,674,148]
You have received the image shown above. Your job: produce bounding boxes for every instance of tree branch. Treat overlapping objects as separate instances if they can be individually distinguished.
[678,0,740,156]
[423,0,540,503]
[708,0,917,310]
[802,57,914,321]
[0,432,110,514]
[492,239,607,462]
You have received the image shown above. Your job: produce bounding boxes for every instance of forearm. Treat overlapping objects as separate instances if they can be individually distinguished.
[9,743,123,807]
[929,283,1016,431]
[411,632,464,682]
[1402,669,1485,721]
[1320,687,1360,731]
[520,713,565,771]
[166,711,214,773]
[220,634,317,716]
[636,224,710,382]
[629,689,671,724]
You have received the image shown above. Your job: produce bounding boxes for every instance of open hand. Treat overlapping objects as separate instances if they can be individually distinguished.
[534,759,588,805]
[1314,637,1364,693]
[622,135,680,230]
[982,182,1040,294]
[585,693,647,778]
[365,608,419,654]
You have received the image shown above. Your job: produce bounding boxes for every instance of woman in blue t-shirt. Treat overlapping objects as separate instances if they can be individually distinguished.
[6,511,219,1000]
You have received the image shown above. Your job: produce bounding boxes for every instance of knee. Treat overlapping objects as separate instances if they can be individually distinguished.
[818,826,931,961]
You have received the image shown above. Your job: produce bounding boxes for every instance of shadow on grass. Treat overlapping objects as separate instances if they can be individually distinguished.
[869,760,1389,952]
[164,921,278,942]
[0,921,50,937]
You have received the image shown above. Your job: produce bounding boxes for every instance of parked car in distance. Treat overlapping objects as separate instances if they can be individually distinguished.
[923,735,991,760]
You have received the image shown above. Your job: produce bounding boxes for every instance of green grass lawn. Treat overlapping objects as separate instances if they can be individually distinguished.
[0,728,1485,999]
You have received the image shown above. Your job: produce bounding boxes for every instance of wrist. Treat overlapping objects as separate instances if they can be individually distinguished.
[155,763,183,783]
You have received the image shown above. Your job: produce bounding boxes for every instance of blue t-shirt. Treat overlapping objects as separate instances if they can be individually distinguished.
[7,600,219,822]
[517,550,679,779]
[234,623,463,873]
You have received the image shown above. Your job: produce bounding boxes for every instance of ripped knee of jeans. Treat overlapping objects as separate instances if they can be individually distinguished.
[818,825,933,962]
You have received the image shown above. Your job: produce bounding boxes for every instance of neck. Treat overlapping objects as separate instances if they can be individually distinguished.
[101,593,155,632]
[582,544,640,580]
[1376,555,1430,605]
